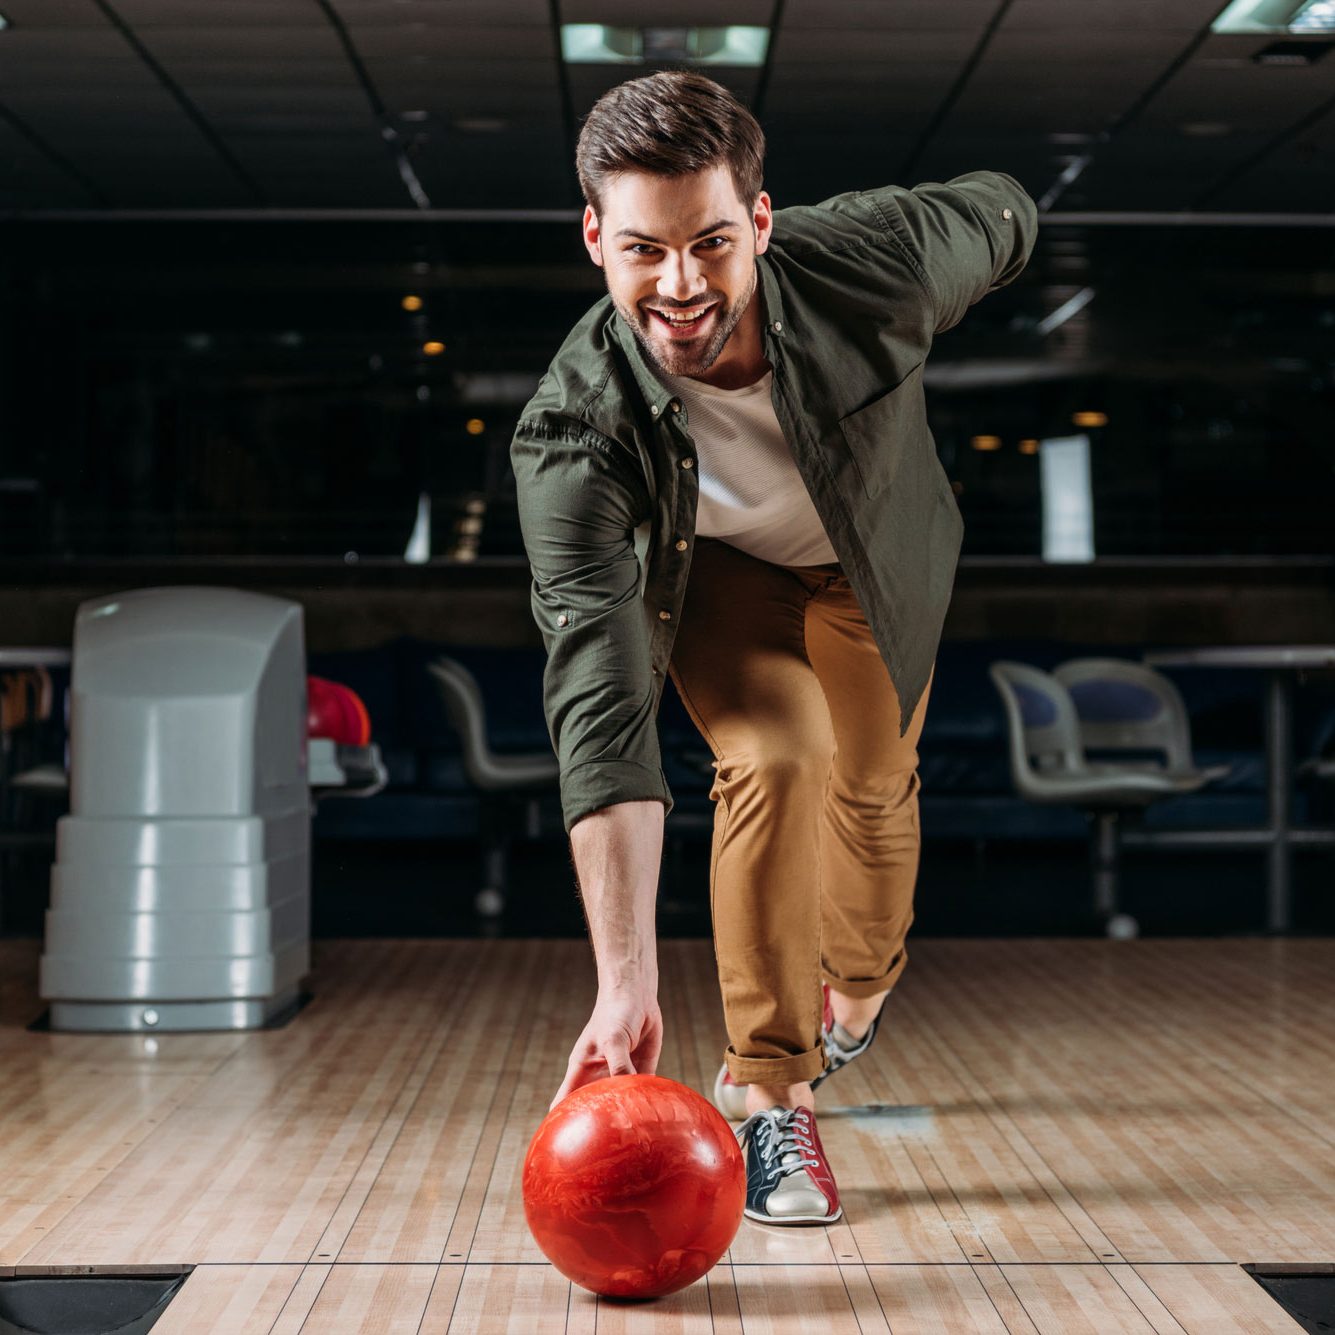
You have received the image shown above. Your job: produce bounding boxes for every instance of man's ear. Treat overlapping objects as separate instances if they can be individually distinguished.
[582,205,603,267]
[752,190,773,257]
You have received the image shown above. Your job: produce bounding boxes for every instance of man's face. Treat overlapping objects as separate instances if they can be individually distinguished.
[583,164,772,379]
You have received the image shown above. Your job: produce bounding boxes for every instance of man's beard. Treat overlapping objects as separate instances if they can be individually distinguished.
[615,268,755,379]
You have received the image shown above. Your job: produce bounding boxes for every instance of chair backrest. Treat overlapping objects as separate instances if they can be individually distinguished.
[1053,658,1193,770]
[427,657,495,787]
[987,661,1087,798]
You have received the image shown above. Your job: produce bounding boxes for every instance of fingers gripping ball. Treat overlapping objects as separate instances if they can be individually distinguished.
[522,1075,745,1299]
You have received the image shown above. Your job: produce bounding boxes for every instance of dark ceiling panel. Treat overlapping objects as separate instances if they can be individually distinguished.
[783,0,999,29]
[1003,0,1223,30]
[337,0,550,26]
[350,24,556,60]
[1075,131,1278,209]
[111,0,325,25]
[561,0,773,22]
[771,28,983,64]
[0,0,110,27]
[0,118,97,208]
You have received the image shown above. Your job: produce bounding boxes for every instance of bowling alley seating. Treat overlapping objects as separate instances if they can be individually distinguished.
[988,658,1227,938]
[427,655,560,917]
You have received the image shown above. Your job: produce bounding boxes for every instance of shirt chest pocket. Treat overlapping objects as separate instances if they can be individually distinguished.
[837,363,928,501]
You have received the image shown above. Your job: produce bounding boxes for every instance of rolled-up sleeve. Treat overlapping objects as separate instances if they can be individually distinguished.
[870,171,1037,334]
[510,418,673,833]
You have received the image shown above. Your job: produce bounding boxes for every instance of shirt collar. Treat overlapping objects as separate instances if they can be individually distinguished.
[615,253,787,421]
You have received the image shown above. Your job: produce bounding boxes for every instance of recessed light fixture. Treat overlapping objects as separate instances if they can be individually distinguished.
[1072,411,1108,428]
[1213,0,1335,32]
[401,294,423,312]
[970,435,1003,452]
[465,418,485,436]
[561,24,769,66]
[1018,439,1040,455]
[422,341,445,356]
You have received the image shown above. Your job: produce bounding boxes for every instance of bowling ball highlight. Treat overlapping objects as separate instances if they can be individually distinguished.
[522,1074,745,1299]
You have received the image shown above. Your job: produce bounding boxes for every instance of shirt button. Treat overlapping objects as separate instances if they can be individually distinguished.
[674,539,688,552]
[1002,208,1013,221]
[669,399,682,414]
[771,320,783,333]
[681,457,694,470]
[658,610,671,621]
[556,614,569,628]
[650,403,660,416]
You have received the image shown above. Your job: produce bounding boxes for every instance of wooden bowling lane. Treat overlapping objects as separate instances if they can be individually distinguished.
[2,936,1328,1330]
[904,941,1335,1263]
[22,940,489,1265]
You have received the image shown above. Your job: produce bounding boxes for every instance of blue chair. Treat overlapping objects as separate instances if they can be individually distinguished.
[989,660,1223,937]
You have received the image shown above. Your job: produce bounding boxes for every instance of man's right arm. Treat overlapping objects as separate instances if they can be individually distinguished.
[510,418,671,1102]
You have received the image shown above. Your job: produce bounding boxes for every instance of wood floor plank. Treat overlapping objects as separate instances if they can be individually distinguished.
[24,941,478,1265]
[904,942,1335,1262]
[0,1028,243,1262]
[292,1262,437,1333]
[728,1263,865,1333]
[1135,1264,1308,1333]
[268,1263,333,1335]
[1000,1263,1158,1333]
[431,1263,572,1334]
[148,1263,304,1334]
[451,941,590,1263]
[332,940,545,1262]
[863,1265,1012,1333]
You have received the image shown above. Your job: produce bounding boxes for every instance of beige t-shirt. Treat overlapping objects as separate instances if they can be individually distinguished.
[663,369,838,567]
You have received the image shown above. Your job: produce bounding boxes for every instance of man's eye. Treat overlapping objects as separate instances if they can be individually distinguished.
[697,237,727,250]
[629,244,659,256]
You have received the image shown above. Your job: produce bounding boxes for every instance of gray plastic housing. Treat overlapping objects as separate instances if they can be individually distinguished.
[39,587,311,1031]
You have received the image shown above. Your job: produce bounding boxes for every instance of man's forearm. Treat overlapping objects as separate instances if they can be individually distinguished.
[569,799,665,990]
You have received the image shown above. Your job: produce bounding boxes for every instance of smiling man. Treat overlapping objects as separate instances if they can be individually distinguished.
[511,71,1036,1226]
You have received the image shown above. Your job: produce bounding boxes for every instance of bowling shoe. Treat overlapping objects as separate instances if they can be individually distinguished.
[712,984,885,1120]
[735,1105,841,1224]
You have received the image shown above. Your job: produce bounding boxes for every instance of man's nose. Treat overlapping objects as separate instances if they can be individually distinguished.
[657,251,706,303]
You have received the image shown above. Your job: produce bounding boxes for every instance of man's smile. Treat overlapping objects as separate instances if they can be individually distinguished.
[645,302,719,340]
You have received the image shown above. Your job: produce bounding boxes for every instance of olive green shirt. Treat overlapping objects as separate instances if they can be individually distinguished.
[511,171,1037,833]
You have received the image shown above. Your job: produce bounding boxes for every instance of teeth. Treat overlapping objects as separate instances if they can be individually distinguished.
[654,306,712,324]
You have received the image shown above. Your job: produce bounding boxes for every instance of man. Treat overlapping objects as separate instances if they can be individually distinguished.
[511,70,1035,1225]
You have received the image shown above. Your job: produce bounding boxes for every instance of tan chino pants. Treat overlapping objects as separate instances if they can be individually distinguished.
[669,537,932,1087]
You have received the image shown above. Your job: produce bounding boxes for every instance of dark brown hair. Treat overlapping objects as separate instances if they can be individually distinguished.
[575,71,765,214]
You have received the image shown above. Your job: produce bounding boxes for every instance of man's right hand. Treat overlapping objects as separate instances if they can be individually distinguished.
[551,986,662,1109]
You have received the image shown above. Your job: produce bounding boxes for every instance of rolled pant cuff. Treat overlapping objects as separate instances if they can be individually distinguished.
[822,950,908,1000]
[725,1043,826,1087]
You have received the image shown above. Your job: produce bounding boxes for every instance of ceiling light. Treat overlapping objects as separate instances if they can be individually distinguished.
[465,418,485,436]
[970,435,1003,451]
[1213,0,1335,31]
[1018,439,1040,455]
[401,295,423,312]
[560,24,769,66]
[1072,411,1108,428]
[422,341,445,356]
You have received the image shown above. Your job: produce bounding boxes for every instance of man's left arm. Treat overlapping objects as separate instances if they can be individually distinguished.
[869,170,1038,334]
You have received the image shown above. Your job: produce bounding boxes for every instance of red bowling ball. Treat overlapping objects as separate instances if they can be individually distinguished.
[522,1074,745,1299]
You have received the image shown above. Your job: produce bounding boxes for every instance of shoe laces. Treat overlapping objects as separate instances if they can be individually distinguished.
[736,1106,820,1178]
